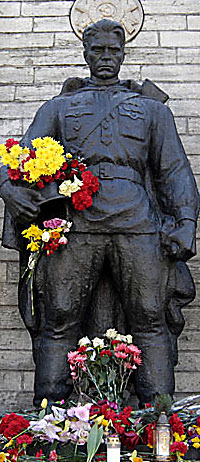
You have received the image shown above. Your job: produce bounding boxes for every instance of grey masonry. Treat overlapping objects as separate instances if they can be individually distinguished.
[0,0,200,410]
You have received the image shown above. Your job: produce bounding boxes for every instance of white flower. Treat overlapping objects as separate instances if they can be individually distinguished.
[59,176,83,197]
[78,336,91,347]
[126,334,133,344]
[116,334,127,342]
[105,328,118,339]
[42,231,50,242]
[28,252,38,270]
[92,337,104,348]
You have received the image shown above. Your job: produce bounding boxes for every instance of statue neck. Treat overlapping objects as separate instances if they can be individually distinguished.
[89,75,120,86]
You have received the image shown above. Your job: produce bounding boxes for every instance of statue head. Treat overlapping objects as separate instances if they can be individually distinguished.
[83,19,125,81]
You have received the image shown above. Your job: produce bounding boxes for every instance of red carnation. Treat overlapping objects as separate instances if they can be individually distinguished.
[170,442,187,455]
[197,416,200,427]
[100,349,112,358]
[8,168,21,181]
[0,413,30,439]
[5,138,19,151]
[36,180,45,189]
[72,188,93,211]
[169,414,185,435]
[120,430,139,450]
[16,435,33,446]
[71,160,79,168]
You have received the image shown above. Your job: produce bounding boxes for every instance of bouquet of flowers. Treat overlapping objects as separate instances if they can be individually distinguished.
[67,329,142,406]
[0,137,99,212]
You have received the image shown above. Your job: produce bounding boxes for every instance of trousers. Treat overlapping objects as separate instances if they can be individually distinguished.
[23,232,175,406]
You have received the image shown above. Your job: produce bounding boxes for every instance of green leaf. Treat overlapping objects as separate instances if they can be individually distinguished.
[86,423,103,462]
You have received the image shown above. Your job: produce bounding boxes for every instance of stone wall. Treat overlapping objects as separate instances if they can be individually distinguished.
[0,0,200,411]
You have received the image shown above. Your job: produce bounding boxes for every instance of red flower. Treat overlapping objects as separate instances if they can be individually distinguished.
[81,171,99,194]
[145,403,152,409]
[72,188,93,211]
[100,350,112,358]
[30,149,36,158]
[197,416,200,427]
[36,449,44,459]
[170,442,187,455]
[61,162,68,171]
[114,421,126,434]
[16,435,33,446]
[169,414,185,435]
[0,413,29,439]
[143,422,156,447]
[49,450,58,461]
[78,346,87,354]
[120,430,139,450]
[36,180,45,189]
[8,168,21,181]
[71,160,79,168]
[5,139,19,151]
[78,163,86,172]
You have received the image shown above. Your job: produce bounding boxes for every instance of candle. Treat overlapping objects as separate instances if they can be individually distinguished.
[107,435,121,462]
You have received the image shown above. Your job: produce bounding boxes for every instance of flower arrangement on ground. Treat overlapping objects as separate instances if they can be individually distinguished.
[67,329,142,406]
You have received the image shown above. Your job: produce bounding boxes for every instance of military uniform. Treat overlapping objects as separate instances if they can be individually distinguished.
[1,79,199,405]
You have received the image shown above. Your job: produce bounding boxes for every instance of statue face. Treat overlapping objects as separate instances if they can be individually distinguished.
[84,31,124,80]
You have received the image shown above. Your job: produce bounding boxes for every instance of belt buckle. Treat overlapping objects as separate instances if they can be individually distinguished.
[99,163,113,180]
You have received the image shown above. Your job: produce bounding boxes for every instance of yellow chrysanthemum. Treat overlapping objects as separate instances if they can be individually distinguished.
[193,442,200,449]
[10,144,22,158]
[0,144,7,156]
[32,137,43,149]
[22,147,30,155]
[196,427,200,435]
[66,153,72,158]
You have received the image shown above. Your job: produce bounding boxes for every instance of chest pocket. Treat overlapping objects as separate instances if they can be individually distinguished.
[119,102,145,141]
[65,107,93,141]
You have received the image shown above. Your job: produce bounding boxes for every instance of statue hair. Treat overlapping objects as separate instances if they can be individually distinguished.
[83,19,125,50]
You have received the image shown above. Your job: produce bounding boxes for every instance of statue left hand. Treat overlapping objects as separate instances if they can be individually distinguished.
[160,219,196,261]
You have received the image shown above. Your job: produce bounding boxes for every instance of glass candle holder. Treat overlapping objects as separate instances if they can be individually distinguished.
[107,435,121,462]
[154,412,171,462]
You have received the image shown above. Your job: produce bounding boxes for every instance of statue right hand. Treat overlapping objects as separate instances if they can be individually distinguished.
[0,181,44,224]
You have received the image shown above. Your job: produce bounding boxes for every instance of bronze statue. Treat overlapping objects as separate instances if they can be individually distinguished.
[0,20,199,407]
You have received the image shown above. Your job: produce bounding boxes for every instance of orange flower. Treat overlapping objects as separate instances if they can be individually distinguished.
[51,231,60,239]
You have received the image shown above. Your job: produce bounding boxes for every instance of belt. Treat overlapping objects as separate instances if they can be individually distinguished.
[91,162,143,185]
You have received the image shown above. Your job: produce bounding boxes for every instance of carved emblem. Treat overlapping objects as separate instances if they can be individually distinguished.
[70,0,144,43]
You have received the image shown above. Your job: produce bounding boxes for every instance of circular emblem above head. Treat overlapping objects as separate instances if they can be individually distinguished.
[70,0,144,43]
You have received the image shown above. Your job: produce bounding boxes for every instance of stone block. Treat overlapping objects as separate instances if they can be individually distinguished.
[0,283,18,305]
[169,99,200,116]
[141,65,200,82]
[161,82,200,100]
[174,117,187,134]
[175,372,200,393]
[188,118,200,134]
[0,86,15,101]
[0,2,20,16]
[127,31,158,48]
[0,199,4,217]
[0,370,22,391]
[188,16,200,30]
[143,14,186,31]
[54,31,83,48]
[0,349,34,370]
[182,308,200,331]
[34,16,71,32]
[178,331,200,351]
[0,262,6,282]
[22,371,34,391]
[161,31,200,47]
[0,17,32,33]
[7,261,19,283]
[142,0,200,15]
[0,245,19,261]
[0,101,41,119]
[22,1,71,17]
[0,392,34,412]
[178,48,200,64]
[0,67,33,84]
[180,135,200,155]
[16,84,62,102]
[0,119,22,136]
[176,352,200,372]
[187,155,200,175]
[119,65,141,81]
[0,328,32,349]
[35,65,89,84]
[0,33,54,49]
[124,47,176,65]
[0,306,25,329]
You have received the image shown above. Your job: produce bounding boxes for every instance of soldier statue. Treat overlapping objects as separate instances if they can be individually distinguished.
[0,19,199,407]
